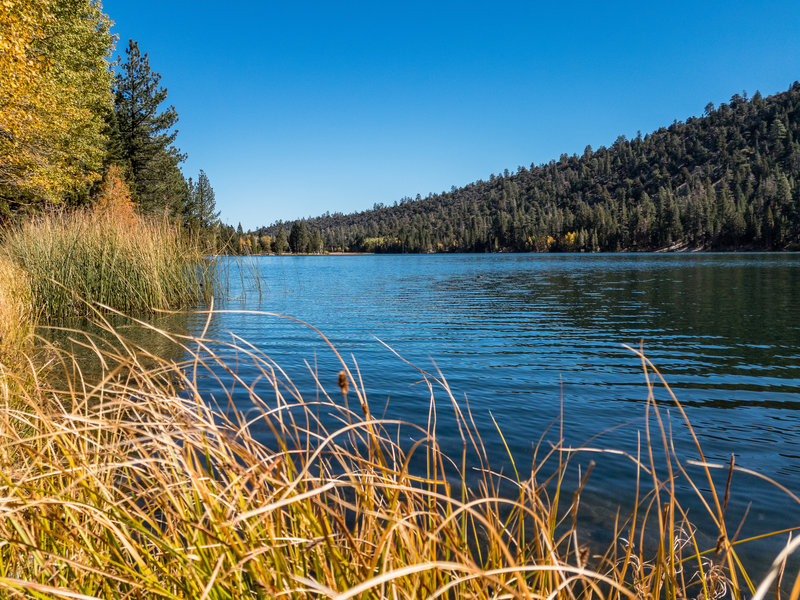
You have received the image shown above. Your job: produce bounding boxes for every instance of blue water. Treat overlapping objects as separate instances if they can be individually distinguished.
[158,254,800,565]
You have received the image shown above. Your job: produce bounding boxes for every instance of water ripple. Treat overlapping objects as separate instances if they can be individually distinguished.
[201,253,800,563]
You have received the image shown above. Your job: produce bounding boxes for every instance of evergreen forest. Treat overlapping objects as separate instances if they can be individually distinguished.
[256,83,800,253]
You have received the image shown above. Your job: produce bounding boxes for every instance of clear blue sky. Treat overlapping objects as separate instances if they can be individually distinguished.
[105,0,800,229]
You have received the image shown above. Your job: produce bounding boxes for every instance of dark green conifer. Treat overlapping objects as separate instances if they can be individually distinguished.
[272,229,289,254]
[112,40,186,215]
[184,170,219,230]
[289,221,309,253]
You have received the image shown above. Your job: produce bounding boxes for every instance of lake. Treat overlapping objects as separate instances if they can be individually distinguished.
[66,253,800,568]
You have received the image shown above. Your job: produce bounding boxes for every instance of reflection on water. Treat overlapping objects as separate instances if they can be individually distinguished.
[38,310,195,388]
[43,253,800,570]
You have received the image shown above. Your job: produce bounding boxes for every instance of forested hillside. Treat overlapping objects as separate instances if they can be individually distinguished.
[257,83,800,252]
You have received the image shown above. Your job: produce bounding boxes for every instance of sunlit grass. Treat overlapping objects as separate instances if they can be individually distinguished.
[0,311,796,599]
[0,257,37,399]
[1,207,216,320]
[0,257,33,362]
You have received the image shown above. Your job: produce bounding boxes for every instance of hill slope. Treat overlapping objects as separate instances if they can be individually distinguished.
[258,83,800,253]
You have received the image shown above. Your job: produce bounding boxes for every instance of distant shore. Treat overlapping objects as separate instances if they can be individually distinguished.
[229,246,798,257]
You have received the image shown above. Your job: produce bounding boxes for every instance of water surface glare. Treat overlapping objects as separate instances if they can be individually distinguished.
[200,253,800,563]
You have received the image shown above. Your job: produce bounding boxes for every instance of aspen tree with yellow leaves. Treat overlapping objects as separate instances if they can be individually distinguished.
[0,0,114,213]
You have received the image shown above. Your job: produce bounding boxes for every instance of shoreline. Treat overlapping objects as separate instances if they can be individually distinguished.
[225,247,798,257]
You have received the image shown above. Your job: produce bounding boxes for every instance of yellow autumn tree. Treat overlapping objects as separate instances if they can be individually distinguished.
[0,0,114,209]
[561,231,578,251]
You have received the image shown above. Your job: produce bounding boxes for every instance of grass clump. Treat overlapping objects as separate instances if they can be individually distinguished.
[0,313,796,599]
[1,205,215,320]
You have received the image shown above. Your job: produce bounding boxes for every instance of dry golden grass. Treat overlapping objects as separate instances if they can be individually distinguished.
[0,311,796,599]
[0,257,34,371]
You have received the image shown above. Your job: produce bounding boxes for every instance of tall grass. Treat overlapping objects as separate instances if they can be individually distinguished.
[0,257,34,369]
[0,312,797,599]
[2,207,216,320]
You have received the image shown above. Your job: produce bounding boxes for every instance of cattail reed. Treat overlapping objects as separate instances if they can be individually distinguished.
[337,369,349,397]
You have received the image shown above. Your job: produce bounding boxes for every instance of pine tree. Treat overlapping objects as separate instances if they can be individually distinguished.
[183,169,219,230]
[112,40,186,215]
[289,221,309,253]
[309,229,324,253]
[272,229,289,254]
